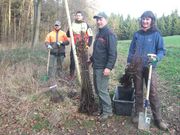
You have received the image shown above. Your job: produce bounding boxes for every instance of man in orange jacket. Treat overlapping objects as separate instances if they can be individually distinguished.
[45,20,69,81]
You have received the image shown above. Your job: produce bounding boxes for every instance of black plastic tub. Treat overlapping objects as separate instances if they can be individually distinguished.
[113,86,134,116]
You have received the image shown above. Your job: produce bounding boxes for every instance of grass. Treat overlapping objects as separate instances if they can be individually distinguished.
[0,46,47,67]
[63,119,78,128]
[158,35,180,96]
[32,113,51,132]
[164,35,180,46]
[81,120,96,129]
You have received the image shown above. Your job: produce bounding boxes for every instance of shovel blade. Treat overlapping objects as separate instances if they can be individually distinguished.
[138,112,151,131]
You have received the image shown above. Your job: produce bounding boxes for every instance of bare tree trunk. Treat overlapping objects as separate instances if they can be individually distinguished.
[27,0,33,42]
[31,0,35,43]
[8,0,11,42]
[13,17,16,41]
[77,33,96,115]
[31,0,42,48]
[1,0,8,42]
[17,0,25,42]
[0,2,2,42]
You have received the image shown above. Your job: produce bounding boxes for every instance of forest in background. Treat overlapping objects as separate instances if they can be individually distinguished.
[0,0,180,46]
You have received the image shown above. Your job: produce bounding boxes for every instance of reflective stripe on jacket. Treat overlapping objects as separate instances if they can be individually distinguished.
[45,30,69,55]
[67,21,93,46]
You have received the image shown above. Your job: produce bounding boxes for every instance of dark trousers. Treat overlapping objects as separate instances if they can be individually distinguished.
[134,67,162,121]
[49,54,65,78]
[70,48,75,76]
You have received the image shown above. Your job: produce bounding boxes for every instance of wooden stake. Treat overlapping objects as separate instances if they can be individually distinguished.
[64,0,81,86]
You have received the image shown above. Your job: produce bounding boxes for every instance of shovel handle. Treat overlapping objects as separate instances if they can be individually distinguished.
[47,49,50,74]
[144,64,152,116]
[146,64,152,100]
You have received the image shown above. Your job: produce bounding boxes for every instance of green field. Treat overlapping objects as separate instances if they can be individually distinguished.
[158,35,180,95]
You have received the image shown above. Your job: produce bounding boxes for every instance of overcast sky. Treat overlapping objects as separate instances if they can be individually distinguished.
[97,0,180,18]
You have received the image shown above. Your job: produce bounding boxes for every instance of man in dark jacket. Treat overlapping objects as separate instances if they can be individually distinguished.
[127,11,168,130]
[91,12,117,122]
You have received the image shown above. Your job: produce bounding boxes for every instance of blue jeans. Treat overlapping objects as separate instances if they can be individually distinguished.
[93,69,112,114]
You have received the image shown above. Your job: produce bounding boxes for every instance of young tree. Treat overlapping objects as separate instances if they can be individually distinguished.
[171,10,180,35]
[157,15,166,36]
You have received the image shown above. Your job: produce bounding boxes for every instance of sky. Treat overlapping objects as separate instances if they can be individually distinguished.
[97,0,180,18]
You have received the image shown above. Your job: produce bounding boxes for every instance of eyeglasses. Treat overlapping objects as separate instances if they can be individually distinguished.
[55,25,60,26]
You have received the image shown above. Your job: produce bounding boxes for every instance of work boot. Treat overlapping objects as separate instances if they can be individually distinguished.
[132,115,139,123]
[92,109,103,116]
[98,113,113,122]
[154,120,168,131]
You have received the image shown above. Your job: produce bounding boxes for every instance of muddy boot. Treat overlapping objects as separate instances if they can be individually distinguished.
[132,107,143,124]
[154,120,168,131]
[98,113,113,122]
[92,108,103,116]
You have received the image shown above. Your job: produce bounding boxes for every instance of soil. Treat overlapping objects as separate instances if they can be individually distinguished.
[0,71,179,135]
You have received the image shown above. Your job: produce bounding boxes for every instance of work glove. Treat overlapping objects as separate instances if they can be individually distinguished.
[47,44,53,49]
[147,54,158,64]
[57,41,64,47]
[85,45,89,49]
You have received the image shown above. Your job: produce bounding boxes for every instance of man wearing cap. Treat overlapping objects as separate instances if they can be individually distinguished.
[127,11,168,130]
[90,12,117,121]
[45,20,69,81]
[67,11,93,80]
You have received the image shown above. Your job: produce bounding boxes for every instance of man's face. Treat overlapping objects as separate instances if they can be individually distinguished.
[141,17,152,30]
[54,25,61,31]
[96,17,107,28]
[75,13,83,21]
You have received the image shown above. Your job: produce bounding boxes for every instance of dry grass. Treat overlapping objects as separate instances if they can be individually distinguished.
[0,44,91,134]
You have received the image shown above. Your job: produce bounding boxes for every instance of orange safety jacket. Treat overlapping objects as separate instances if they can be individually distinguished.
[45,30,69,55]
[45,30,68,44]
